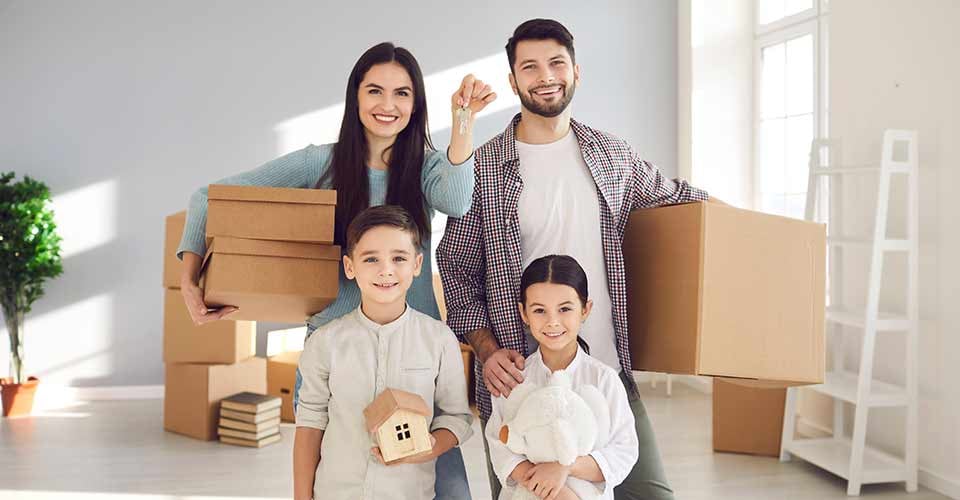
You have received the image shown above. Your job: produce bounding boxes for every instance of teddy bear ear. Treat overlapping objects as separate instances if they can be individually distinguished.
[499,425,510,444]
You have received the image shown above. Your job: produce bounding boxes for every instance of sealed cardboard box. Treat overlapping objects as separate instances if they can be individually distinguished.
[206,184,336,243]
[163,357,267,441]
[624,202,825,384]
[713,378,786,457]
[201,236,340,323]
[267,351,301,423]
[164,211,186,289]
[163,289,256,364]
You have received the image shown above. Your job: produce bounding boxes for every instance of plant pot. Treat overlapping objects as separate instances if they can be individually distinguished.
[1,376,39,417]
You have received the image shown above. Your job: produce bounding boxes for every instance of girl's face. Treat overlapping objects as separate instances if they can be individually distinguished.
[357,62,415,142]
[518,282,592,354]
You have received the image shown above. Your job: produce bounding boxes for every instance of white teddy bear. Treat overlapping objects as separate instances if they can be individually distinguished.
[497,369,610,500]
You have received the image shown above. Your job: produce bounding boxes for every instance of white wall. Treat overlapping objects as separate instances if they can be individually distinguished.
[0,1,680,387]
[822,0,960,495]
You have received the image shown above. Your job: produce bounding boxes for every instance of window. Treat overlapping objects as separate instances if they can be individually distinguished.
[395,422,410,440]
[754,0,828,219]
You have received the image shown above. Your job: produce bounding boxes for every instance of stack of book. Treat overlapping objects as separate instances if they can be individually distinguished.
[218,392,282,448]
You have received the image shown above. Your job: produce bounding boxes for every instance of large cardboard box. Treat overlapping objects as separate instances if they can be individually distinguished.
[713,378,786,457]
[206,184,336,243]
[201,236,340,323]
[624,202,826,384]
[163,289,256,364]
[164,211,186,289]
[267,351,301,423]
[163,357,267,441]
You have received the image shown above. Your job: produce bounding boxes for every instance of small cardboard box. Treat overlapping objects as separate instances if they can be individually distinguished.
[624,202,826,384]
[163,357,267,441]
[201,236,341,323]
[713,378,786,457]
[163,211,186,289]
[206,184,336,243]
[267,351,301,423]
[163,289,256,364]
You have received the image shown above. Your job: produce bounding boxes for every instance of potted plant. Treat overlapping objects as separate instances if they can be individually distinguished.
[0,172,62,417]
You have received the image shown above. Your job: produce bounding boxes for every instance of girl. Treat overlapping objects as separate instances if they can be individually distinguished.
[485,255,639,500]
[176,42,495,499]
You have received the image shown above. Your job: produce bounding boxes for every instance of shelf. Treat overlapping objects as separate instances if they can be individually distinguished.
[826,308,912,331]
[809,371,908,407]
[785,437,907,484]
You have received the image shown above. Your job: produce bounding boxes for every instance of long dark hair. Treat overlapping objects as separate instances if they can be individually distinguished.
[319,42,433,247]
[519,254,591,354]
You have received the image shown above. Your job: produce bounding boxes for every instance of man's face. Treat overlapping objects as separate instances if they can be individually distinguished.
[509,39,580,118]
[343,226,423,307]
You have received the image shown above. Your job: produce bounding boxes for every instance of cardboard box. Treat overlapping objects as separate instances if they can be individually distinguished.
[164,211,186,289]
[163,357,267,441]
[267,351,301,423]
[433,273,447,321]
[163,289,256,364]
[206,184,336,243]
[460,344,474,404]
[624,202,825,384]
[201,236,341,323]
[713,378,786,457]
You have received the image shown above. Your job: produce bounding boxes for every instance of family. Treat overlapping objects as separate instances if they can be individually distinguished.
[177,18,716,500]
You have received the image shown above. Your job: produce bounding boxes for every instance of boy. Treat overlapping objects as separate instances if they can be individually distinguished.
[293,205,473,500]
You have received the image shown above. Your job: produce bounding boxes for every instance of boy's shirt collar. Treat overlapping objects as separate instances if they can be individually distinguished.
[354,303,411,334]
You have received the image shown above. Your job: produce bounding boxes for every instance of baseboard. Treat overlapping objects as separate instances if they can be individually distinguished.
[919,469,960,499]
[34,384,163,409]
[796,416,833,438]
[674,375,713,393]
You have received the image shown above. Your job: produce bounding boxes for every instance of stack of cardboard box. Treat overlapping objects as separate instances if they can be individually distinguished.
[162,211,263,441]
[162,185,339,440]
[622,202,826,457]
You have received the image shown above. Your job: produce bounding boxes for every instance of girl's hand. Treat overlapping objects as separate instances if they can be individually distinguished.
[179,278,237,325]
[451,74,497,113]
[371,434,438,466]
[523,462,572,500]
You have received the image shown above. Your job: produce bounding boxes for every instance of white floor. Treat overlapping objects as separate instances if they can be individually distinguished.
[0,383,948,500]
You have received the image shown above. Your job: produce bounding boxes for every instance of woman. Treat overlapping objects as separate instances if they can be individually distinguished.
[176,42,496,499]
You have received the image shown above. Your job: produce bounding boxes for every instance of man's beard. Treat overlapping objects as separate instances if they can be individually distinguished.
[518,82,576,118]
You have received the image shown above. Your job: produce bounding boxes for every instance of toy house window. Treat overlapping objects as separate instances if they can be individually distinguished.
[395,423,411,440]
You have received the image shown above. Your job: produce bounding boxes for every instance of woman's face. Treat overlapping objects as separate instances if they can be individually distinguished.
[357,61,415,142]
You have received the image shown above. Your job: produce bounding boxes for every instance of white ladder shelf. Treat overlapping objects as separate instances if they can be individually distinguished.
[779,130,919,496]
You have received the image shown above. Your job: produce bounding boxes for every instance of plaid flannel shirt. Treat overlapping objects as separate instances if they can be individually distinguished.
[437,114,709,419]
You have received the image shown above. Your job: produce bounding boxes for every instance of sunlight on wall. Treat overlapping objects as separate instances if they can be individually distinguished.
[274,52,520,156]
[0,293,114,384]
[51,179,118,259]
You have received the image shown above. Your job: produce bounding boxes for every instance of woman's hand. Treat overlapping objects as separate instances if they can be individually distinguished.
[452,73,497,113]
[179,277,237,325]
[523,462,572,500]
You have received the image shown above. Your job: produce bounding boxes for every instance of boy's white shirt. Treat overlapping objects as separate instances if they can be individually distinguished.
[296,305,473,500]
[485,346,639,499]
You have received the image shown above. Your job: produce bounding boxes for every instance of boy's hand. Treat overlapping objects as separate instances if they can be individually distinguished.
[523,462,572,500]
[371,434,438,466]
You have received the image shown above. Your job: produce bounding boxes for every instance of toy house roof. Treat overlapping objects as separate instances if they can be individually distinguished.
[363,388,431,433]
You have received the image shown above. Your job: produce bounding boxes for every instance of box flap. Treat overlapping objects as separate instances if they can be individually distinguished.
[208,236,341,261]
[208,184,336,205]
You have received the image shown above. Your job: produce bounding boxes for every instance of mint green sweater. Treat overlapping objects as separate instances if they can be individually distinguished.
[177,143,475,327]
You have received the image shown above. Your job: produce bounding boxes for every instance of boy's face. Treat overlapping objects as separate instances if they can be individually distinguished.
[509,39,580,118]
[343,226,423,307]
[518,282,592,354]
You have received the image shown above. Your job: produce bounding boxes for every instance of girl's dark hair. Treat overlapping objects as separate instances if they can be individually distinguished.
[519,254,591,354]
[318,42,433,247]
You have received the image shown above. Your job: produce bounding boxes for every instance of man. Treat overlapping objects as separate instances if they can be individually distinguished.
[438,19,719,500]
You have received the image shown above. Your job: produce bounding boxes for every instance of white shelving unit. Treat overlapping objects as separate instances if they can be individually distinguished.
[779,130,919,496]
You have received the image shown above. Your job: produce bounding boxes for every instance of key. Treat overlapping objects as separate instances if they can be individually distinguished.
[455,106,472,135]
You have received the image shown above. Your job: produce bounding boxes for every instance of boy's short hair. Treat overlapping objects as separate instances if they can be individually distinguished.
[345,205,422,255]
[505,18,576,72]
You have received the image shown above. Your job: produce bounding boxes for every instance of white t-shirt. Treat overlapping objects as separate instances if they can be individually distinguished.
[516,130,620,371]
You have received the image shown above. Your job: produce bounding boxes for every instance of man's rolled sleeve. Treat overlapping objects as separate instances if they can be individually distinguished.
[629,149,709,210]
[295,329,333,430]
